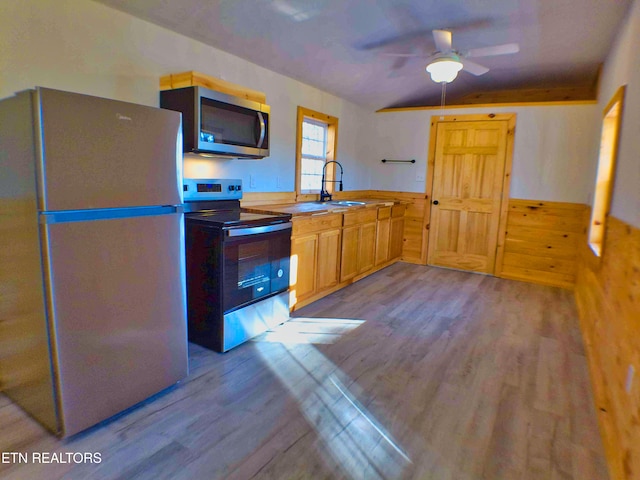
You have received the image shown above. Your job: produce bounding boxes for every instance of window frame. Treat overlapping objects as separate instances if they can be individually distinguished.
[588,85,626,258]
[295,106,339,200]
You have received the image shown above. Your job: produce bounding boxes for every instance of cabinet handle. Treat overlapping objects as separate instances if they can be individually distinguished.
[433,200,439,205]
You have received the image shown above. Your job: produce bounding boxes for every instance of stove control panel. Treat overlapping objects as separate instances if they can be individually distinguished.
[183,178,242,201]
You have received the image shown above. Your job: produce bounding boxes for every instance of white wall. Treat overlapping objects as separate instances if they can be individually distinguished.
[595,0,640,228]
[1,0,627,211]
[368,104,600,203]
[0,0,372,193]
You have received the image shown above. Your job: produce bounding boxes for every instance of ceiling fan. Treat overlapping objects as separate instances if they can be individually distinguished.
[382,29,519,83]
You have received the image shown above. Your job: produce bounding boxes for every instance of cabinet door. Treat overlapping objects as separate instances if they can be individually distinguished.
[317,228,341,291]
[291,233,317,304]
[358,222,377,274]
[389,217,405,260]
[340,225,359,282]
[375,217,391,265]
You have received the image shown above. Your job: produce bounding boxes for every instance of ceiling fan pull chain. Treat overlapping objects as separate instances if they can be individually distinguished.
[440,81,447,120]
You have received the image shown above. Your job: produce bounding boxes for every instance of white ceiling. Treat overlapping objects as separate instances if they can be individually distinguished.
[95,0,631,110]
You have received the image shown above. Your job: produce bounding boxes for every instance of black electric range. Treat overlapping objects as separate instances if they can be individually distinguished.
[183,178,292,353]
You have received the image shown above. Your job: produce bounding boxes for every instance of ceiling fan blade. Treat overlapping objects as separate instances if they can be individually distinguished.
[433,29,452,52]
[391,56,410,70]
[380,52,427,58]
[466,43,520,58]
[356,29,433,51]
[461,58,489,76]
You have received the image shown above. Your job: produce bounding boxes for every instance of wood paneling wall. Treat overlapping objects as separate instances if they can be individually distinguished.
[575,215,640,480]
[240,191,296,207]
[498,199,587,289]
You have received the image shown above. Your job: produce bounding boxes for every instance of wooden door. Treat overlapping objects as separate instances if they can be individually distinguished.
[317,228,341,291]
[427,120,509,274]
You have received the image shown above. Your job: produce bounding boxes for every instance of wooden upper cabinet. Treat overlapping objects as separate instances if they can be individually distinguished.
[160,71,267,103]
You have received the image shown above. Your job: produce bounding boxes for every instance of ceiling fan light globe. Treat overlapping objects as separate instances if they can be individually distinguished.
[426,59,463,83]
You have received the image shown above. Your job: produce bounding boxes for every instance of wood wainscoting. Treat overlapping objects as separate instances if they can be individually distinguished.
[497,199,587,289]
[575,215,640,480]
[241,191,297,207]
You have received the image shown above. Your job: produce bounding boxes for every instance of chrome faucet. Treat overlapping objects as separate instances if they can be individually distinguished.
[320,160,344,202]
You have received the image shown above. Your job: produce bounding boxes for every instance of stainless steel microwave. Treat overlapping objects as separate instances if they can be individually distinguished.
[160,86,270,159]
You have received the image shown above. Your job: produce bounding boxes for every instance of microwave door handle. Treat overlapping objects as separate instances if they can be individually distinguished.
[257,111,266,148]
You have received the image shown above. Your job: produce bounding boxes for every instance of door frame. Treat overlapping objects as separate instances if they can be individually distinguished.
[423,113,516,275]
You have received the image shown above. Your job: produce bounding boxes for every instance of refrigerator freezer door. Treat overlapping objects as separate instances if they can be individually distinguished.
[36,88,182,212]
[43,212,188,437]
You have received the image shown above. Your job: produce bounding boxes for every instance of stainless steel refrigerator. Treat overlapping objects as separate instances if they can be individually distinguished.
[0,87,188,437]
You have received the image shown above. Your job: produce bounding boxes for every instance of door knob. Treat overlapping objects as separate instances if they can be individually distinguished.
[433,200,439,205]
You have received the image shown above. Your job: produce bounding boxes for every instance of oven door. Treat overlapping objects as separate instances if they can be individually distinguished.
[222,222,291,313]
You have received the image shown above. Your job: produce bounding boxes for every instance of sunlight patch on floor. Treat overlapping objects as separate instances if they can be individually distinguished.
[254,320,411,479]
[256,317,365,344]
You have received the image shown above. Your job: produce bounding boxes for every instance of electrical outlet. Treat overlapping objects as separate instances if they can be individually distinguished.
[249,174,256,189]
[276,175,281,189]
[626,365,635,393]
[415,174,425,182]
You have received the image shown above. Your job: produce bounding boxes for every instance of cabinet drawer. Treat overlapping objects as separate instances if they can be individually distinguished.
[292,213,342,236]
[391,204,406,218]
[343,208,377,226]
[377,206,391,220]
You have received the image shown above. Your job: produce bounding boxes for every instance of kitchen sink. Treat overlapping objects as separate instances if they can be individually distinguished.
[329,200,366,206]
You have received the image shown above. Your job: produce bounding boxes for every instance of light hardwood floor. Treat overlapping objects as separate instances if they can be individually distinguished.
[0,264,608,479]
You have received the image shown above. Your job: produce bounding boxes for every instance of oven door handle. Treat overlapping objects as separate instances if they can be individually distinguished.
[226,221,292,237]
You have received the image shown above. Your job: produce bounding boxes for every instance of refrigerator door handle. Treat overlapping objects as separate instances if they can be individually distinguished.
[40,205,183,224]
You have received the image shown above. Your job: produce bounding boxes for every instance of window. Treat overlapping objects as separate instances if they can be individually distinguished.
[588,85,625,257]
[295,107,338,198]
[300,118,328,191]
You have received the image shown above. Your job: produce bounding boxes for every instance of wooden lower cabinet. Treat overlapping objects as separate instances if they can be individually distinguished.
[316,228,341,290]
[358,222,377,273]
[375,207,392,265]
[389,205,406,260]
[341,209,378,281]
[290,204,406,310]
[290,233,317,303]
[290,213,342,306]
[340,225,359,282]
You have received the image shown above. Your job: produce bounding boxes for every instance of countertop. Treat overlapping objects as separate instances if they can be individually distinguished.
[244,198,406,217]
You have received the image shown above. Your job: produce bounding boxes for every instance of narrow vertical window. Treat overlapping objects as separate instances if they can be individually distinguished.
[300,119,328,191]
[295,107,338,199]
[588,85,625,257]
